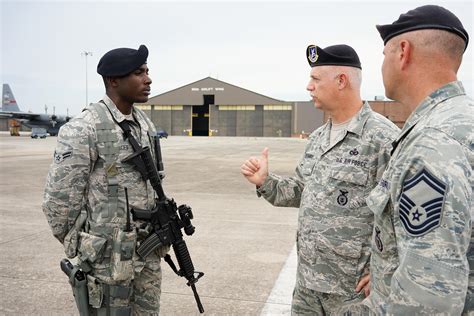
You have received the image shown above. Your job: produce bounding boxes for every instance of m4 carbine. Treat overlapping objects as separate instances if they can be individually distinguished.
[122,128,204,313]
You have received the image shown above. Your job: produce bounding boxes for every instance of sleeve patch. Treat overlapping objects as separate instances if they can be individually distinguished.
[54,150,73,164]
[398,168,447,237]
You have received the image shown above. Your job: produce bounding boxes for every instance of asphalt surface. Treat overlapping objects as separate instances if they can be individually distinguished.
[0,132,307,315]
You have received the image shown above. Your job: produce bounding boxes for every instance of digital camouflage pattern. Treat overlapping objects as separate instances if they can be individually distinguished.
[364,81,473,315]
[292,285,368,315]
[258,102,399,302]
[43,95,167,313]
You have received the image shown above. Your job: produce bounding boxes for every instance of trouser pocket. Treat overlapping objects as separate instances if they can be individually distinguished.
[110,228,136,281]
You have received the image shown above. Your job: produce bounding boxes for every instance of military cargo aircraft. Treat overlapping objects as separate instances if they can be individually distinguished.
[1,83,72,136]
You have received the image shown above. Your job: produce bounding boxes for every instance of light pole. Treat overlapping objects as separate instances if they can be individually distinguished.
[82,51,93,106]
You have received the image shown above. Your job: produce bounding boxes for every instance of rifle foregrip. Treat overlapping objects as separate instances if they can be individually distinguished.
[173,240,195,280]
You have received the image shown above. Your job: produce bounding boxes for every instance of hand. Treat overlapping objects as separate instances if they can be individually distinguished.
[240,147,269,187]
[355,274,371,297]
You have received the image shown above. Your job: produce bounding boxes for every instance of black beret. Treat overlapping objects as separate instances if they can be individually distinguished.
[97,45,149,77]
[376,5,469,50]
[306,44,362,69]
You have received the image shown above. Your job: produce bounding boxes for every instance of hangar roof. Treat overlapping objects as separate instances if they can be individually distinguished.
[143,77,288,105]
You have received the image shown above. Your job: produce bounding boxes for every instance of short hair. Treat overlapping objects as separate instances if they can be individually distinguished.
[405,29,464,64]
[330,66,362,90]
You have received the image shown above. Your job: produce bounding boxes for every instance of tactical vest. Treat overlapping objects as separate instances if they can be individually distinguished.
[87,101,157,219]
[74,102,158,270]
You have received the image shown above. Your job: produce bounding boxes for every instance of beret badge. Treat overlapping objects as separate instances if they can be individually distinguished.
[308,45,319,63]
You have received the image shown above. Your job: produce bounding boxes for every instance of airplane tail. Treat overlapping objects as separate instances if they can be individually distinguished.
[2,84,21,112]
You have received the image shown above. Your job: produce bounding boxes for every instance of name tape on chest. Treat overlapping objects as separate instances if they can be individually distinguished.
[398,168,447,237]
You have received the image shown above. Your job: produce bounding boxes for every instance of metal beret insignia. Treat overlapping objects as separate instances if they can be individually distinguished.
[308,45,319,63]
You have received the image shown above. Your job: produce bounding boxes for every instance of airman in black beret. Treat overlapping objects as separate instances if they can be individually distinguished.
[306,44,362,69]
[241,41,400,315]
[97,44,149,77]
[366,5,473,315]
[376,5,469,50]
[44,44,166,315]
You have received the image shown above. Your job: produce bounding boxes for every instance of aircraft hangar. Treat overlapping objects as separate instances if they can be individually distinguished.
[1,78,408,136]
[135,77,324,137]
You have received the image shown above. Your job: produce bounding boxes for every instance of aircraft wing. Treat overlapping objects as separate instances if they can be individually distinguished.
[0,111,40,120]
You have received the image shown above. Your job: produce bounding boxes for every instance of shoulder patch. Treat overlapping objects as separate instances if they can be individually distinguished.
[398,168,447,237]
[54,150,73,164]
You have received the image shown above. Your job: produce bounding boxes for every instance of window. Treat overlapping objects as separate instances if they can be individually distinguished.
[264,105,292,110]
[218,105,255,111]
[153,105,183,110]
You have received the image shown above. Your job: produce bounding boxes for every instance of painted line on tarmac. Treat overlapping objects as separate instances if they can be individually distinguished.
[260,244,297,316]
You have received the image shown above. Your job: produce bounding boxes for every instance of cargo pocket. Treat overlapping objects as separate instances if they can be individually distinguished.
[329,169,370,210]
[78,232,107,264]
[63,227,80,259]
[110,228,136,281]
[315,234,362,277]
[87,274,103,308]
[329,168,368,187]
[63,210,88,259]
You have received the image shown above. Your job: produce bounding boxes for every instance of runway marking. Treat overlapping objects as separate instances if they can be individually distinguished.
[260,244,297,316]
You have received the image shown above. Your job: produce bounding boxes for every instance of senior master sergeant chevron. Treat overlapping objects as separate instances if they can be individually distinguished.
[43,45,169,315]
[241,44,400,314]
[364,5,473,315]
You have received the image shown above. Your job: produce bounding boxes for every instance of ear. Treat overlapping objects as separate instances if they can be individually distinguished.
[337,73,348,90]
[106,77,120,88]
[398,40,412,71]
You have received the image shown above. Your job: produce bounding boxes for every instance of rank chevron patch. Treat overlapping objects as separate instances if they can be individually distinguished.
[398,168,447,237]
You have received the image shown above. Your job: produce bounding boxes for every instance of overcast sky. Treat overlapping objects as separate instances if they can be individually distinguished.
[1,0,472,116]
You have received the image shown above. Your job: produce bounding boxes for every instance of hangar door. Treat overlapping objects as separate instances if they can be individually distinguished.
[192,95,214,136]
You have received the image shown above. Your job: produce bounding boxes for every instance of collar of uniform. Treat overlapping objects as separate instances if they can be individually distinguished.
[101,94,128,123]
[396,81,465,142]
[345,101,371,137]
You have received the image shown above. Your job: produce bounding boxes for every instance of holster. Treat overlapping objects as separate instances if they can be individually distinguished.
[68,265,90,316]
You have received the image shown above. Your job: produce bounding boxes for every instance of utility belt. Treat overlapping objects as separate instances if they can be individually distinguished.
[61,220,159,316]
[77,219,162,280]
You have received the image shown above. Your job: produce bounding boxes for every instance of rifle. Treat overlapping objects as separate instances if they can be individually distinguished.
[121,126,204,313]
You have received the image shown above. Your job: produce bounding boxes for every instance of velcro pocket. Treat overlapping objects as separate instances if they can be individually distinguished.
[390,251,468,313]
[86,275,103,308]
[63,227,80,259]
[110,228,136,281]
[329,169,368,186]
[78,232,107,263]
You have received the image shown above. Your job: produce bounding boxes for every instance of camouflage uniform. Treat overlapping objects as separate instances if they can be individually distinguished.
[43,95,167,315]
[364,82,473,314]
[257,102,399,314]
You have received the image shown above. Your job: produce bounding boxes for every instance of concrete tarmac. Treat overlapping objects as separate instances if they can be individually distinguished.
[0,133,306,315]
